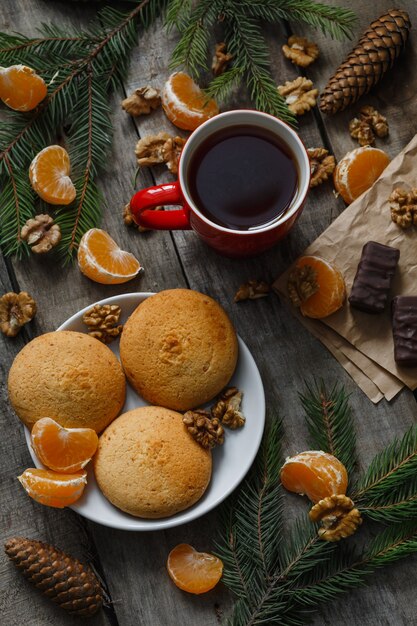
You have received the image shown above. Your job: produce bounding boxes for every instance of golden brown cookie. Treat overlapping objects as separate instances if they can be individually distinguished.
[8,330,126,432]
[94,406,212,518]
[120,289,238,411]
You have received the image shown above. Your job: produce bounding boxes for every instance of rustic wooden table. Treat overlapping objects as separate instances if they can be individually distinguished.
[1,1,417,625]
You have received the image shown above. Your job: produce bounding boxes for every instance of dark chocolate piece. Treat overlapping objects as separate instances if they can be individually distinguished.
[392,296,417,367]
[349,241,400,313]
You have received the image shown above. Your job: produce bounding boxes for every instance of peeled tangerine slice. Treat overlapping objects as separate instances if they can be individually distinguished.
[0,64,47,111]
[162,72,219,131]
[31,417,98,473]
[29,145,76,205]
[288,255,346,319]
[333,146,390,204]
[167,544,223,594]
[18,468,87,508]
[280,450,348,503]
[77,228,142,285]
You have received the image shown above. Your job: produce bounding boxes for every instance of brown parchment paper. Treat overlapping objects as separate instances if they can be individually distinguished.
[274,133,417,401]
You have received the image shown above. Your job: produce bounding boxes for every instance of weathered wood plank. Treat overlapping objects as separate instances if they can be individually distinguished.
[123,8,417,626]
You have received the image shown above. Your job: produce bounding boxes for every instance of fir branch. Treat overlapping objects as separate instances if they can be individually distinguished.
[165,0,193,31]
[300,380,357,477]
[203,66,244,105]
[238,0,356,41]
[0,0,164,260]
[352,425,417,506]
[0,162,33,257]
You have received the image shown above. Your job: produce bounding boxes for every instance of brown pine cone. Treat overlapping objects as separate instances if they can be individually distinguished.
[320,10,411,114]
[4,537,103,616]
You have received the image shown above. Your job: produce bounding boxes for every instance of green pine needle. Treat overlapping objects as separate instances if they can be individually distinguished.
[352,425,417,522]
[300,380,357,476]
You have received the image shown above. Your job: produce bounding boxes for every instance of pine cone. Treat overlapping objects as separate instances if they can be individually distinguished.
[320,9,411,114]
[4,537,103,616]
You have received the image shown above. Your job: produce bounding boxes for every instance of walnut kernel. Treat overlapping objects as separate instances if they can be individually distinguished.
[82,304,123,344]
[0,291,37,337]
[212,42,233,76]
[282,36,319,68]
[234,280,270,302]
[135,132,186,174]
[278,77,318,115]
[309,494,362,542]
[183,409,225,449]
[307,148,336,188]
[211,387,245,429]
[349,106,389,147]
[287,264,318,307]
[121,86,161,116]
[20,214,61,253]
[349,118,375,147]
[389,187,417,229]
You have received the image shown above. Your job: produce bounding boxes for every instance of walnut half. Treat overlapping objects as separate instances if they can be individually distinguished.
[183,409,225,449]
[20,214,61,253]
[309,494,362,542]
[212,387,245,429]
[389,187,417,229]
[212,42,233,76]
[82,304,123,344]
[0,291,37,337]
[234,280,270,302]
[135,132,186,174]
[278,77,318,115]
[282,36,319,68]
[122,86,161,117]
[307,148,336,188]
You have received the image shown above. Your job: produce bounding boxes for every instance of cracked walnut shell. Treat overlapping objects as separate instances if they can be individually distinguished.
[389,187,417,229]
[309,494,362,542]
[278,77,318,115]
[20,214,61,253]
[122,86,161,116]
[135,132,186,174]
[0,291,37,337]
[211,387,245,429]
[282,36,319,68]
[82,304,123,344]
[183,409,225,449]
[307,148,336,188]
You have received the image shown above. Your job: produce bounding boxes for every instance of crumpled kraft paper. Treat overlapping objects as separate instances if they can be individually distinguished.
[274,133,417,402]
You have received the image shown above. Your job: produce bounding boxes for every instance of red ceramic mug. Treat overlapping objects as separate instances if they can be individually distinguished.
[130,110,310,258]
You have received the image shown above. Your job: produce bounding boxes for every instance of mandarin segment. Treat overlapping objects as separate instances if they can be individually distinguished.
[334,146,390,204]
[0,65,47,111]
[18,468,87,508]
[290,255,346,319]
[162,72,219,131]
[31,417,98,473]
[29,145,76,205]
[280,450,348,503]
[167,544,223,594]
[77,228,142,284]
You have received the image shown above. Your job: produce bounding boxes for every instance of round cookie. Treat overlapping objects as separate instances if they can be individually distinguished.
[94,406,212,518]
[8,330,126,432]
[120,289,238,411]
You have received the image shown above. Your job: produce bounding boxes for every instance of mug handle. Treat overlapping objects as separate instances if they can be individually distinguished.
[130,182,192,230]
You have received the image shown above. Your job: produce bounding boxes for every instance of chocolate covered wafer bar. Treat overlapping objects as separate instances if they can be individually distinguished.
[392,296,417,367]
[349,241,400,313]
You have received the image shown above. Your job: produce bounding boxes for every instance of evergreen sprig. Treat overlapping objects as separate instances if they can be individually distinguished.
[0,0,167,260]
[300,380,357,476]
[217,383,417,625]
[168,0,357,121]
[352,425,417,524]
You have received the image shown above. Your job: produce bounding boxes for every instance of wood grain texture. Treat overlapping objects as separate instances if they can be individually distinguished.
[1,1,417,625]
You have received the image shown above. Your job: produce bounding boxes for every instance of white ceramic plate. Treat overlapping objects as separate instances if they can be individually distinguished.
[24,293,265,531]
